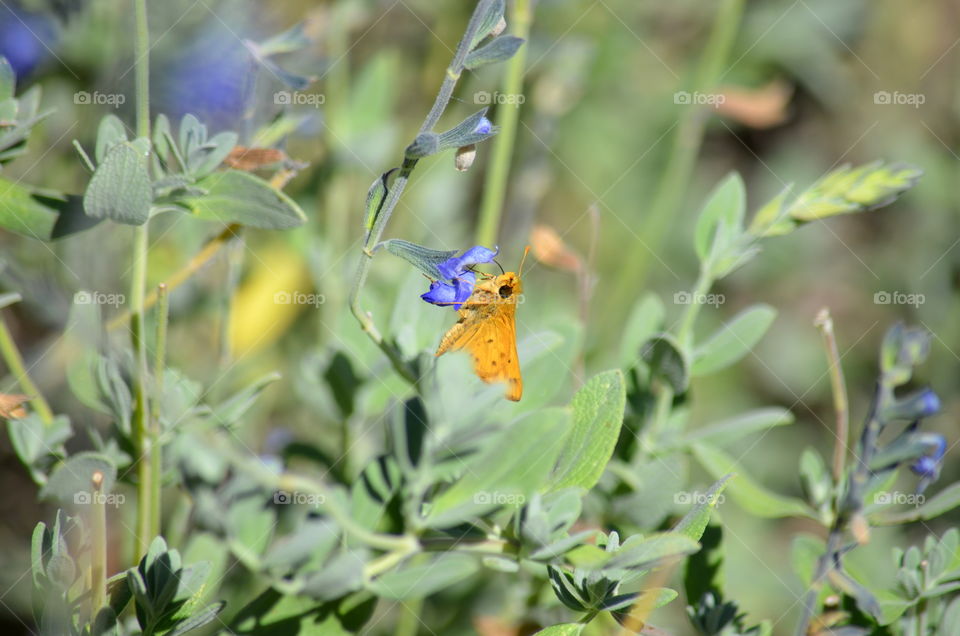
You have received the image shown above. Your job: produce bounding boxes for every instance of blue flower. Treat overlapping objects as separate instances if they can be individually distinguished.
[421,245,497,310]
[918,389,941,417]
[421,272,475,309]
[474,117,494,136]
[0,6,57,80]
[911,434,946,479]
[437,245,498,280]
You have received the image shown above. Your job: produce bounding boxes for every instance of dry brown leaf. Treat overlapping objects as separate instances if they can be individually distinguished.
[0,393,29,418]
[716,79,793,129]
[530,224,582,273]
[224,146,288,172]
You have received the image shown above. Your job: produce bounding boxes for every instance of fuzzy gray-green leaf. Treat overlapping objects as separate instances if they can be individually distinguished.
[83,142,152,225]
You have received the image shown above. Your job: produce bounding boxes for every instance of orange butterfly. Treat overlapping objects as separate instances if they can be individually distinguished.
[435,248,528,401]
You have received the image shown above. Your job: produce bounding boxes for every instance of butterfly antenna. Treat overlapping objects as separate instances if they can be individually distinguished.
[518,245,531,276]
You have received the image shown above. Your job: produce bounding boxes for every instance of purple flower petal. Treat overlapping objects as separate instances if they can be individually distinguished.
[474,117,494,136]
[437,245,498,280]
[910,434,946,478]
[420,272,476,310]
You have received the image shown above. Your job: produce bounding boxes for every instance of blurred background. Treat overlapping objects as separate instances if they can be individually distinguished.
[1,0,958,633]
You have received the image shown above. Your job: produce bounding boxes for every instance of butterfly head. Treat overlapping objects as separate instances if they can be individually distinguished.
[494,271,522,299]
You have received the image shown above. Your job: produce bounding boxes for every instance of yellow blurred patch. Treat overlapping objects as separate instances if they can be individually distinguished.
[228,242,312,357]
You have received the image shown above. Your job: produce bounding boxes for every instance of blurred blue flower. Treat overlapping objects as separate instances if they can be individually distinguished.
[155,27,257,132]
[911,434,946,479]
[917,389,941,417]
[474,117,493,136]
[0,5,57,80]
[421,245,497,310]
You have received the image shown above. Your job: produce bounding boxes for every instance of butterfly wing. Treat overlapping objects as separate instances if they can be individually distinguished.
[435,277,523,401]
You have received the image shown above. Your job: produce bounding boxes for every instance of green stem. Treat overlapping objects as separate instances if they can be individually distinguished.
[132,0,152,561]
[149,283,168,539]
[394,598,423,636]
[611,0,744,325]
[90,470,108,614]
[349,0,495,385]
[644,270,712,449]
[0,315,54,424]
[814,308,849,483]
[475,0,532,246]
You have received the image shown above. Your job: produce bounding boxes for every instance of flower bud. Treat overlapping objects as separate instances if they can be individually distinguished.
[882,388,940,421]
[455,144,477,172]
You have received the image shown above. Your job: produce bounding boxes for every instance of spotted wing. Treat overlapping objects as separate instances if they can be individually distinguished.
[435,283,522,401]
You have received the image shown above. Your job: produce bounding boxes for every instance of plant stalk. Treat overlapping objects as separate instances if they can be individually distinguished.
[814,308,849,482]
[132,0,153,560]
[0,315,54,425]
[90,470,107,614]
[349,0,496,385]
[149,283,168,539]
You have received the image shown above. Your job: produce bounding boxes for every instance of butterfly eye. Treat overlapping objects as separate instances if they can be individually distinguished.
[498,285,512,298]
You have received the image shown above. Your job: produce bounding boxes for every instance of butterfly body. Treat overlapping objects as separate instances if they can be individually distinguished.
[435,271,523,401]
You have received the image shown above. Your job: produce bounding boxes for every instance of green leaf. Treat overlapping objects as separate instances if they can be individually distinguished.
[425,408,572,528]
[211,372,281,427]
[464,36,525,70]
[368,553,479,600]
[94,114,128,164]
[166,602,225,636]
[872,483,960,525]
[641,333,689,393]
[0,56,14,100]
[791,533,824,586]
[694,173,745,263]
[83,141,152,225]
[682,407,793,447]
[605,532,700,572]
[619,293,664,368]
[533,624,584,636]
[692,443,814,518]
[470,0,506,48]
[549,370,625,491]
[301,550,368,601]
[183,170,307,229]
[187,131,238,179]
[226,496,275,564]
[0,176,57,239]
[364,169,396,233]
[691,304,776,376]
[40,452,117,503]
[382,238,457,281]
[436,109,497,150]
[673,475,732,542]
